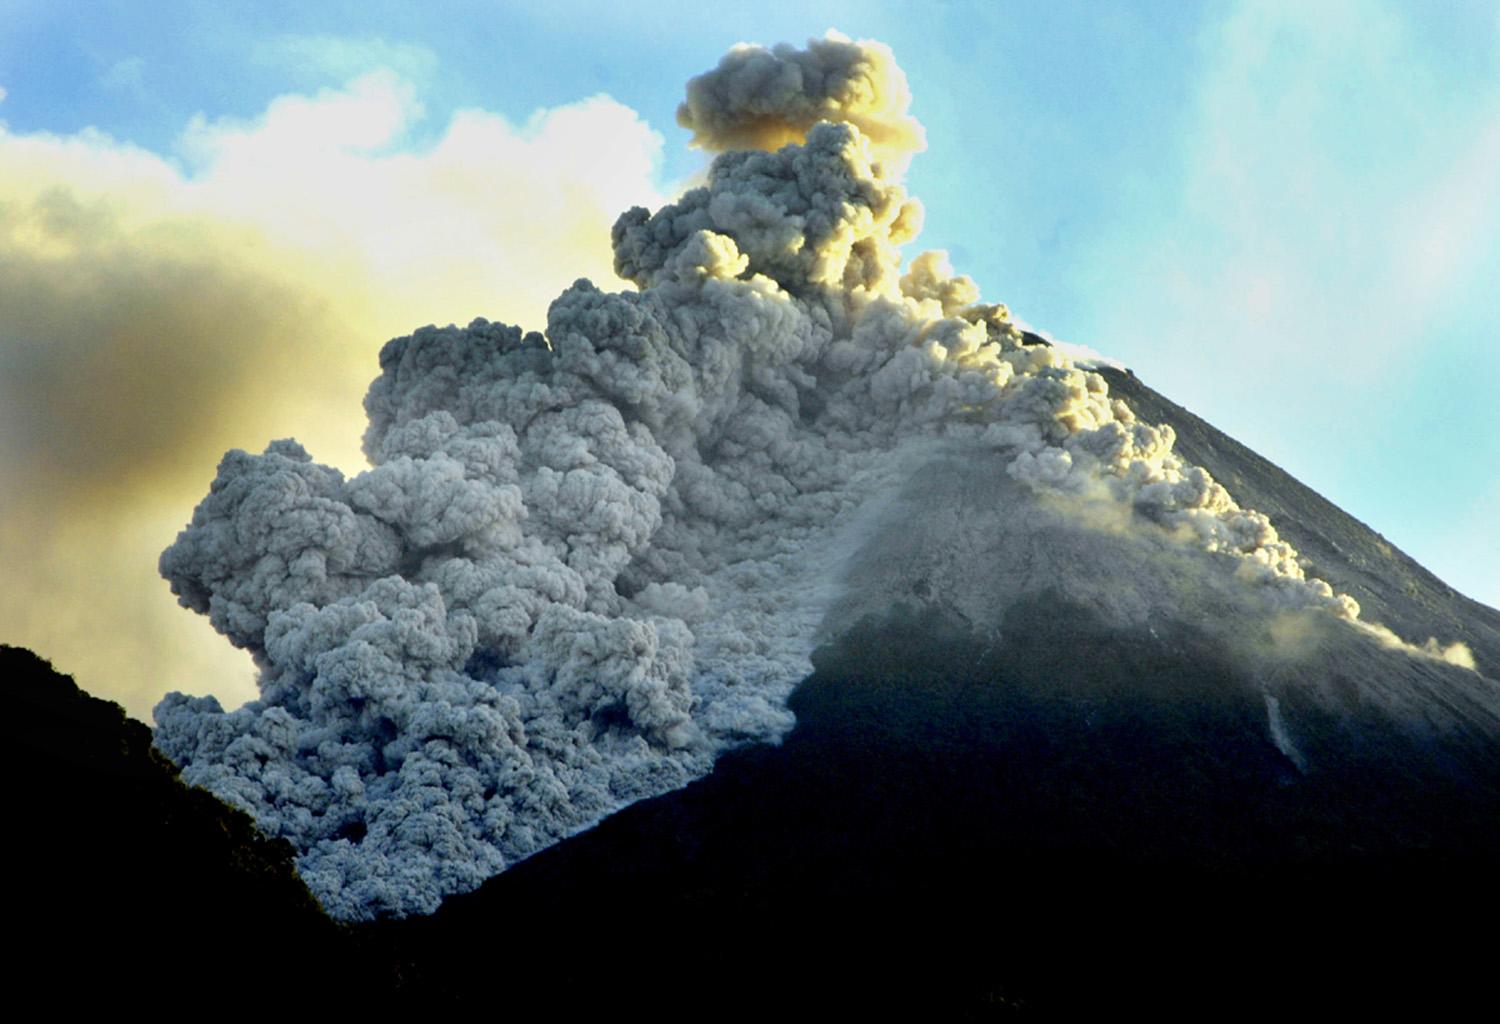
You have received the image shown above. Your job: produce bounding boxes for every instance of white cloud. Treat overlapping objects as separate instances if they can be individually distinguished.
[0,72,666,719]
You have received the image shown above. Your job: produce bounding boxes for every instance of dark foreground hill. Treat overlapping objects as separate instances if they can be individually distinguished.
[3,646,352,1006]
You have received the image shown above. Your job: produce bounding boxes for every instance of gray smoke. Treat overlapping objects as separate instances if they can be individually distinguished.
[155,34,1464,920]
[676,30,925,173]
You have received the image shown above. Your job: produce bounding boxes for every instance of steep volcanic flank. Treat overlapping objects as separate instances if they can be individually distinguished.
[1103,365,1500,670]
[149,32,1494,931]
[366,371,1500,1014]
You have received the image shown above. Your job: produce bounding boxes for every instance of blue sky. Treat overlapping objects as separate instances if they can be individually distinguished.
[2,0,1496,713]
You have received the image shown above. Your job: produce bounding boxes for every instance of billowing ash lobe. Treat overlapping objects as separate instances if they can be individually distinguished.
[154,32,1448,920]
[674,31,926,173]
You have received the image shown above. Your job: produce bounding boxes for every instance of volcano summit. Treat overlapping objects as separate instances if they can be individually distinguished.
[151,31,1498,951]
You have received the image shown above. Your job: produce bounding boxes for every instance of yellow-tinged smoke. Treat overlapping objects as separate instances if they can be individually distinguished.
[0,71,665,719]
[677,30,926,175]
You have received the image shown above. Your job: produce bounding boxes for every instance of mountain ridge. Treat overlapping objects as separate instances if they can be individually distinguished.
[1099,365,1500,668]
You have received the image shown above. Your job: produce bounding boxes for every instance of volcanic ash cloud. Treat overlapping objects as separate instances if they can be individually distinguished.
[157,33,1394,919]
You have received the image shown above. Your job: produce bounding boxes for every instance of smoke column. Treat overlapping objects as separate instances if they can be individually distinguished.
[155,32,1459,919]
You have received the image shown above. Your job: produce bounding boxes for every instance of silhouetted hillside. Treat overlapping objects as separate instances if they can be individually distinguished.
[3,645,353,1006]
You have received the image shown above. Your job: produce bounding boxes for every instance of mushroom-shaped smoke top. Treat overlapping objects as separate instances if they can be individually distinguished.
[677,31,927,175]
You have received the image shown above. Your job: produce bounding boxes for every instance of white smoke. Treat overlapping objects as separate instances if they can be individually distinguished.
[155,34,1457,920]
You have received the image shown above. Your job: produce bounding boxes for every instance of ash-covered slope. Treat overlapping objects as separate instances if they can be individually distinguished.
[1101,365,1500,672]
[365,376,1500,1014]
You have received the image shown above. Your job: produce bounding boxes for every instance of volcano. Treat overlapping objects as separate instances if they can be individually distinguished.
[18,31,1497,1015]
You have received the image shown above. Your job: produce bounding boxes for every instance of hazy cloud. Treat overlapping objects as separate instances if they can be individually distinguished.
[100,56,146,96]
[1081,0,1500,382]
[1073,0,1500,607]
[252,34,438,83]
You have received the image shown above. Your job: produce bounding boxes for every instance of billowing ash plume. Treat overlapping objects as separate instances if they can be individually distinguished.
[155,33,1451,920]
[677,30,925,173]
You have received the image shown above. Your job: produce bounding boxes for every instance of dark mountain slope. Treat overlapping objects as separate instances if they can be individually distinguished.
[362,371,1500,1015]
[1100,365,1500,672]
[3,645,355,1007]
[367,598,1500,1015]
